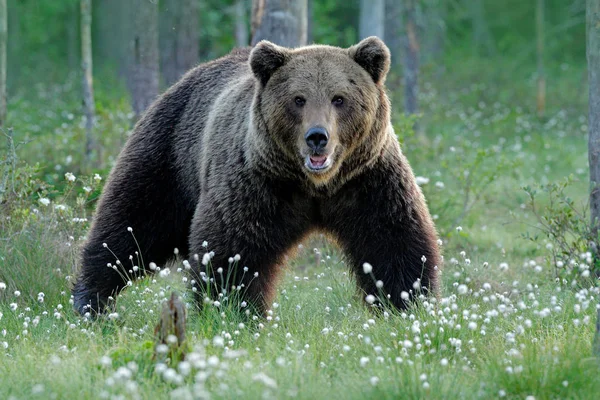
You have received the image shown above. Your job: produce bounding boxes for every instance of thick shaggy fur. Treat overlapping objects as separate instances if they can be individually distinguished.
[72,37,441,315]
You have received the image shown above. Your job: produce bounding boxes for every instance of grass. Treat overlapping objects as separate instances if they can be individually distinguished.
[0,56,597,399]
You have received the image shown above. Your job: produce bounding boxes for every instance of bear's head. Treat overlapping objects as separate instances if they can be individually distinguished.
[249,37,391,187]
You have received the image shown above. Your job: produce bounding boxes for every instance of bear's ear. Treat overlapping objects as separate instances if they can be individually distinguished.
[348,36,391,85]
[249,40,290,86]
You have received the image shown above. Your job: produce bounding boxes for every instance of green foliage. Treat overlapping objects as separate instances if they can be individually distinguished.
[312,0,359,46]
[522,176,598,280]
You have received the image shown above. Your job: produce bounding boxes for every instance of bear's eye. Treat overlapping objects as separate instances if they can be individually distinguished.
[294,97,306,107]
[332,96,344,107]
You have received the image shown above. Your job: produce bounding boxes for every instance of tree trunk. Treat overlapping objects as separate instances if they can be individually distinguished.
[384,0,402,69]
[251,0,308,48]
[160,0,199,87]
[251,0,263,42]
[403,0,419,117]
[81,0,95,159]
[128,0,159,120]
[0,0,6,128]
[5,0,16,89]
[359,0,384,40]
[588,0,600,241]
[307,0,313,44]
[235,0,249,47]
[536,0,546,118]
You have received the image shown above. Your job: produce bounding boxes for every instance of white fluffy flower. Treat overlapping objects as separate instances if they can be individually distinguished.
[415,176,430,185]
[64,172,76,182]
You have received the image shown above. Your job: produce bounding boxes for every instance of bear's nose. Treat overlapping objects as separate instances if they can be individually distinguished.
[305,127,329,152]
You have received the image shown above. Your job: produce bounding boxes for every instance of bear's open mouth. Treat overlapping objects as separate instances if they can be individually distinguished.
[305,154,331,172]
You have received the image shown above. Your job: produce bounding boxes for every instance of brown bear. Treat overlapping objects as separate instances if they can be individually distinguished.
[72,37,441,315]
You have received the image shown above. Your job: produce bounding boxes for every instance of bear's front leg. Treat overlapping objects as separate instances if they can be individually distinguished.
[323,156,441,309]
[188,179,313,315]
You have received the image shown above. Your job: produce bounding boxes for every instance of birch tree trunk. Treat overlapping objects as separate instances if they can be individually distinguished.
[359,0,384,40]
[81,0,95,158]
[0,0,6,128]
[235,0,249,47]
[403,0,419,116]
[251,0,307,48]
[588,0,600,242]
[128,0,159,120]
[536,0,546,118]
[307,0,313,44]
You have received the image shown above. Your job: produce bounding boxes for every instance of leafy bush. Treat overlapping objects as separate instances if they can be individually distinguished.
[522,176,598,281]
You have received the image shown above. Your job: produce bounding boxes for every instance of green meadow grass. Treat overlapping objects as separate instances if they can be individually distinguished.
[0,61,597,399]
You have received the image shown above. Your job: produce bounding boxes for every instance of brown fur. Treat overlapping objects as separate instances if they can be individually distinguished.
[72,37,441,315]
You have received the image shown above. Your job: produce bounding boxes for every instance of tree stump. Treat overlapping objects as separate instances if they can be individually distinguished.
[154,292,187,363]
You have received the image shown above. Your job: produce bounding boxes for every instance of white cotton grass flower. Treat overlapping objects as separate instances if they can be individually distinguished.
[365,295,376,304]
[252,372,277,389]
[0,282,6,290]
[201,253,211,266]
[415,176,430,185]
[38,198,50,206]
[413,280,421,290]
[156,344,169,354]
[362,263,373,274]
[99,356,112,367]
[213,336,224,347]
